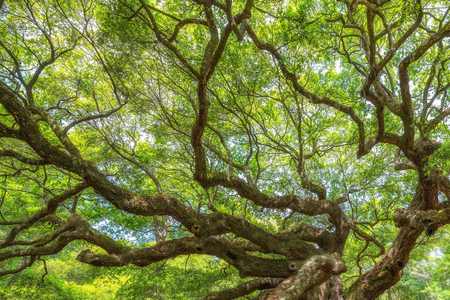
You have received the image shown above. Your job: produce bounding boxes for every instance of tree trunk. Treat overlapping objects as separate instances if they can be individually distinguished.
[262,254,346,300]
[346,173,439,299]
[302,276,344,300]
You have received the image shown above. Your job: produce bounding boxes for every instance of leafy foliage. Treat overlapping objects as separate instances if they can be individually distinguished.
[0,0,449,299]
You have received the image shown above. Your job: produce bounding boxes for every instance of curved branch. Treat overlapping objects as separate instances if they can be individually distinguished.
[0,182,87,248]
[0,149,48,165]
[243,23,367,158]
[263,253,346,300]
[398,21,450,147]
[204,278,283,300]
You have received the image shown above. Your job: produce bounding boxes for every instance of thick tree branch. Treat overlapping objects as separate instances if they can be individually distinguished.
[262,253,346,300]
[205,278,283,300]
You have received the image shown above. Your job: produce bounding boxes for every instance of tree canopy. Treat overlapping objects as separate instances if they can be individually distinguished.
[0,0,449,299]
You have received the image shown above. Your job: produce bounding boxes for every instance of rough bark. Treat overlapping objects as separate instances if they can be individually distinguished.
[347,173,448,299]
[0,1,449,299]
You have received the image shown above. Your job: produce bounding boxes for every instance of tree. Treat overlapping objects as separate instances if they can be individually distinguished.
[0,0,449,299]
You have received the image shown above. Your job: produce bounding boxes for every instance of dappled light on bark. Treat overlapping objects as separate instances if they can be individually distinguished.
[0,0,449,299]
